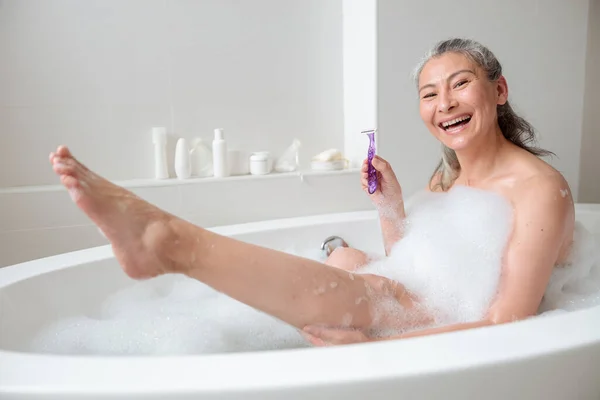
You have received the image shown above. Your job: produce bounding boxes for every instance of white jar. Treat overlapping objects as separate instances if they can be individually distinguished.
[249,152,271,175]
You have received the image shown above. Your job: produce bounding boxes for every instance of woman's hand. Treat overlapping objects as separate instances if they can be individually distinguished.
[302,325,371,346]
[361,156,403,211]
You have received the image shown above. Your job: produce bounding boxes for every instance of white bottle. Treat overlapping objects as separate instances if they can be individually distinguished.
[212,128,229,177]
[174,138,191,179]
[152,127,169,179]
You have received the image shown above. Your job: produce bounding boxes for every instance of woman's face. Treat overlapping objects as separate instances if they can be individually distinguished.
[417,52,507,151]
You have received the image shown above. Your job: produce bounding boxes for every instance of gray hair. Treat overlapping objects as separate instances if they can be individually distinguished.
[413,38,553,191]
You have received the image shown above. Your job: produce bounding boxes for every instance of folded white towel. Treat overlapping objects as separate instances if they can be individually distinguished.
[311,149,344,162]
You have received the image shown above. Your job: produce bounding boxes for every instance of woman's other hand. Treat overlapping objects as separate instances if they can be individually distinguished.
[302,325,371,346]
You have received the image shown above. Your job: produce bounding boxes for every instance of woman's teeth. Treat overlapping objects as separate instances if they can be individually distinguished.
[440,115,471,131]
[442,115,470,128]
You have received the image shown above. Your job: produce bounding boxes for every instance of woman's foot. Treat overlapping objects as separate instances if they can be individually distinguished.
[49,146,180,279]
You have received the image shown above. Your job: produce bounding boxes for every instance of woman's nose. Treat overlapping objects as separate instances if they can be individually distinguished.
[438,90,458,113]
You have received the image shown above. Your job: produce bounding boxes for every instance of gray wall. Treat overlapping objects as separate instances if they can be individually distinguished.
[579,0,600,203]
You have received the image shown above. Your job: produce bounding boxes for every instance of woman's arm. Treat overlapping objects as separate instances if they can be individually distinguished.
[362,156,406,255]
[303,319,494,346]
[378,207,406,256]
[484,175,574,322]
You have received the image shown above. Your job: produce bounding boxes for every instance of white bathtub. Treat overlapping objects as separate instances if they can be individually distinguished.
[1,206,600,400]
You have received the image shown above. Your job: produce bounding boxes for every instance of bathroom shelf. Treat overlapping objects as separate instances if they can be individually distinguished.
[0,168,361,194]
[116,168,360,189]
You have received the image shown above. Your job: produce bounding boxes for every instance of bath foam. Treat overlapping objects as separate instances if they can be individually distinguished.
[359,185,514,328]
[28,186,600,355]
[539,222,600,313]
[31,245,337,355]
[30,274,309,355]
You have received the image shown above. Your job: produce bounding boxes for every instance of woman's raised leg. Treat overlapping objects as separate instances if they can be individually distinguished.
[50,146,419,334]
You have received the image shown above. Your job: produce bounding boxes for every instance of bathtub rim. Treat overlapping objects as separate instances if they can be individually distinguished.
[2,203,599,286]
[0,210,379,287]
[1,305,599,395]
[1,204,600,395]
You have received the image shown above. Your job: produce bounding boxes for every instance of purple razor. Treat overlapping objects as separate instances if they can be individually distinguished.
[362,129,378,194]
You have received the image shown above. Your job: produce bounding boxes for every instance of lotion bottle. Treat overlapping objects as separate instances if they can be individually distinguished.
[174,138,191,179]
[212,128,229,177]
[152,127,169,179]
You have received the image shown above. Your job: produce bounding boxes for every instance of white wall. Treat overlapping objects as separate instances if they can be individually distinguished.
[579,0,600,203]
[0,0,344,187]
[377,0,591,199]
[343,0,377,168]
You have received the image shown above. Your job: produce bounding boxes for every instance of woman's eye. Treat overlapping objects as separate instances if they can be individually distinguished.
[423,92,436,99]
[454,80,468,88]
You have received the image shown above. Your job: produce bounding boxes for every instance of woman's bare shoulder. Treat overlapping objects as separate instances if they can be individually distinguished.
[507,160,575,258]
[509,155,573,204]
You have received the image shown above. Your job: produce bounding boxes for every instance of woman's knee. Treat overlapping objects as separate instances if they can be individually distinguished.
[325,247,369,271]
